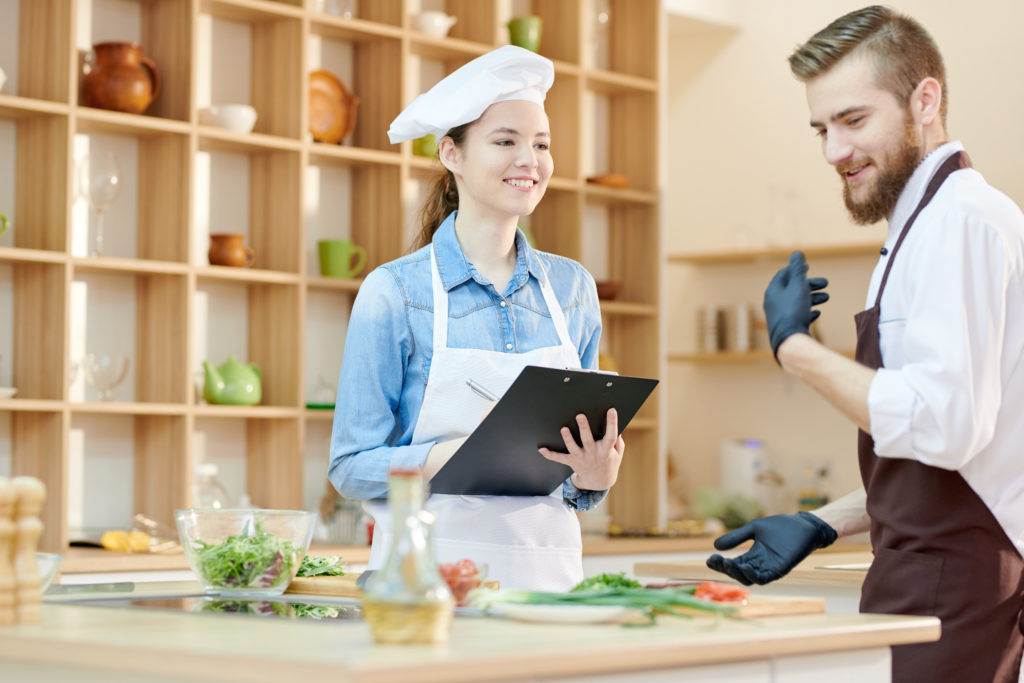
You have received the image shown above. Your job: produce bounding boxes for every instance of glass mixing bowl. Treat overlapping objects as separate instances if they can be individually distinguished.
[175,509,316,596]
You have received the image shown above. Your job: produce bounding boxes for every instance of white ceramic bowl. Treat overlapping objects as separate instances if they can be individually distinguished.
[413,11,457,38]
[37,552,62,592]
[199,104,258,134]
[175,508,316,596]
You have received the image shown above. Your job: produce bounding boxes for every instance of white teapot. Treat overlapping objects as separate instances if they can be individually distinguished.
[413,11,457,39]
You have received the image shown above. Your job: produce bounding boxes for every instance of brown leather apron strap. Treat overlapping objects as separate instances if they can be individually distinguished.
[872,150,972,308]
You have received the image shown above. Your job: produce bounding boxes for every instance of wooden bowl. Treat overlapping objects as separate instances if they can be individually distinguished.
[595,280,622,300]
[309,70,359,144]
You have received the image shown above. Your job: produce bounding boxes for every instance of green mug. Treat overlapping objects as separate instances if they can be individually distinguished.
[508,15,542,53]
[0,213,8,237]
[318,239,367,278]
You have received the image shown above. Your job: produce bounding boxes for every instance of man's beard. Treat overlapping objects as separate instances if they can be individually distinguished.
[841,121,923,225]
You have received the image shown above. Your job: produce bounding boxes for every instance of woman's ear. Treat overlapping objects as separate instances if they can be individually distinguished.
[912,76,942,126]
[437,136,460,173]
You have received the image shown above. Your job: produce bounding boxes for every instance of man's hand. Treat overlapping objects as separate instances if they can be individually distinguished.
[764,251,829,358]
[705,511,838,585]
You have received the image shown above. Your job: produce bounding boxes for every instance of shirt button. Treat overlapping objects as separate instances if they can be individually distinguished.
[500,301,507,307]
[505,343,513,350]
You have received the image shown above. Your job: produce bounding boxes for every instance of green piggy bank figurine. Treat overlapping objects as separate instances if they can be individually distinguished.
[203,356,262,405]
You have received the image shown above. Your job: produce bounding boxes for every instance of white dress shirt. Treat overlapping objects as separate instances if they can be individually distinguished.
[866,141,1024,556]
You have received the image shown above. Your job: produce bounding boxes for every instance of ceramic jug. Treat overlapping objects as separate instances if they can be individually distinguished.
[203,356,261,405]
[81,42,161,114]
[208,233,255,267]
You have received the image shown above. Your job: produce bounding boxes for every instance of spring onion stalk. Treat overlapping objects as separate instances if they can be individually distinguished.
[469,586,738,625]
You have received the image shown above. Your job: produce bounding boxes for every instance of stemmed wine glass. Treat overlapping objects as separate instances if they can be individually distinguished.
[83,353,130,401]
[78,152,121,257]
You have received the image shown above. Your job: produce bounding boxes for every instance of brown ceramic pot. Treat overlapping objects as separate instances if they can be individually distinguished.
[208,234,255,268]
[82,42,161,114]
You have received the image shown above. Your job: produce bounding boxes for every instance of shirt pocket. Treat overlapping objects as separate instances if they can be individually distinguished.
[877,317,907,367]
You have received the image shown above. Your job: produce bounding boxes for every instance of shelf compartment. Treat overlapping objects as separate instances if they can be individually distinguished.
[6,0,73,103]
[603,314,658,379]
[195,279,301,408]
[75,108,192,136]
[202,1,303,140]
[12,262,67,400]
[440,0,499,45]
[71,257,190,276]
[0,111,70,252]
[310,16,404,41]
[198,128,302,154]
[339,34,403,152]
[305,160,402,271]
[70,271,189,404]
[604,203,658,304]
[196,147,301,273]
[10,410,67,550]
[77,0,194,122]
[304,289,349,407]
[604,0,658,80]
[133,414,189,530]
[73,129,191,263]
[523,0,582,66]
[192,413,302,509]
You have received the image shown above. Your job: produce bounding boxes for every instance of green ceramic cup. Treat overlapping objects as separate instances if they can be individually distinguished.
[508,15,542,53]
[318,239,367,278]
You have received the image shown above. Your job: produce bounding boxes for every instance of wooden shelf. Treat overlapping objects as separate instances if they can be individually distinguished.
[668,242,884,265]
[668,349,858,364]
[0,0,663,550]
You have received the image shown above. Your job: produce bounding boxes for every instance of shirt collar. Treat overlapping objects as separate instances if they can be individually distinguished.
[431,211,545,292]
[887,140,964,239]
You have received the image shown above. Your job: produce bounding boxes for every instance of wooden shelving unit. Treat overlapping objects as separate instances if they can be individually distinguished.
[0,0,663,552]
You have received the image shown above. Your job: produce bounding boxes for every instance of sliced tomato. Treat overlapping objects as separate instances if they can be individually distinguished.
[694,581,750,603]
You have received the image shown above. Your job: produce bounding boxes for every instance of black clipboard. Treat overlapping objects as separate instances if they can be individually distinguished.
[429,365,658,496]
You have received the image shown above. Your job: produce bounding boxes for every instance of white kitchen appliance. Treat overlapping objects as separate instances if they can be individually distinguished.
[719,438,783,514]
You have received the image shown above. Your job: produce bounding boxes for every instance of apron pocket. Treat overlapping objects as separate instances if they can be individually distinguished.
[861,547,943,616]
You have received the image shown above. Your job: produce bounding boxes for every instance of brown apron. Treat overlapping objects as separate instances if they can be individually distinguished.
[854,150,1024,682]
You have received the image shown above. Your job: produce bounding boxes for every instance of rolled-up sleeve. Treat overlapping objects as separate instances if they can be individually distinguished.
[869,212,1008,470]
[328,268,433,500]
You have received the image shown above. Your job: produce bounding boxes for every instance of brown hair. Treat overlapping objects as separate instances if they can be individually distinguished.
[788,5,947,124]
[411,122,471,251]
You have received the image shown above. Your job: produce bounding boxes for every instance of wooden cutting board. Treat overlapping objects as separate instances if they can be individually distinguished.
[676,594,826,618]
[285,574,361,598]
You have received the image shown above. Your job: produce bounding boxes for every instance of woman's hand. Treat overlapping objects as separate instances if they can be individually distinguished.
[538,408,625,491]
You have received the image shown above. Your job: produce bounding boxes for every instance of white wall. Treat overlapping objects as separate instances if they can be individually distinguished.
[664,0,1024,511]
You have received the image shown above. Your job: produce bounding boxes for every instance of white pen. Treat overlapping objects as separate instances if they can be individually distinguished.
[465,379,498,402]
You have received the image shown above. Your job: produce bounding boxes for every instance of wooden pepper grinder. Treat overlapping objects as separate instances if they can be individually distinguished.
[12,476,45,623]
[0,478,15,625]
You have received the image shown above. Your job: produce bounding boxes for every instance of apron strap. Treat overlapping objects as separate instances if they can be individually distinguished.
[536,260,576,352]
[872,150,972,308]
[429,245,449,350]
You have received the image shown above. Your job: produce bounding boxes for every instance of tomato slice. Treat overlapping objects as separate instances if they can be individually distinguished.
[694,581,750,603]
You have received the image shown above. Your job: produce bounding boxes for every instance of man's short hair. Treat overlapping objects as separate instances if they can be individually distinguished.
[789,5,947,124]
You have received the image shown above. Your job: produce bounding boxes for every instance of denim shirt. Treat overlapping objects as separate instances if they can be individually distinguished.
[328,212,606,509]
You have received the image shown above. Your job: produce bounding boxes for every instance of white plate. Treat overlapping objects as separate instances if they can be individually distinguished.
[491,603,636,624]
[0,387,16,400]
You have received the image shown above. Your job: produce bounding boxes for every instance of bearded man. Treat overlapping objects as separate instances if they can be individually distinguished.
[705,6,1024,682]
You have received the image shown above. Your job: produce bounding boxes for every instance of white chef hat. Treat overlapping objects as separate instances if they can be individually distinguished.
[387,45,554,144]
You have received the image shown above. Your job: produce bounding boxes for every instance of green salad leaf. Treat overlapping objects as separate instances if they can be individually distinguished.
[571,572,642,592]
[297,555,346,577]
[191,516,300,590]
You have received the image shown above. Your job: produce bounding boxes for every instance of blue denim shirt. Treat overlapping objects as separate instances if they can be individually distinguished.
[328,212,607,509]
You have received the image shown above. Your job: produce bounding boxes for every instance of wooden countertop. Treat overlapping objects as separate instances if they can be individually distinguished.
[61,536,871,574]
[5,584,936,682]
[635,551,874,588]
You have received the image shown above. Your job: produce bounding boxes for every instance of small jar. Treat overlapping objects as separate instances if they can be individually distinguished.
[360,469,454,644]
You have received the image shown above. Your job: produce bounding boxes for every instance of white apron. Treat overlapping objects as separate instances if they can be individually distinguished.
[366,245,585,592]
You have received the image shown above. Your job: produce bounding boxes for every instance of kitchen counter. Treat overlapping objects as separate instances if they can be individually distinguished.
[4,579,935,682]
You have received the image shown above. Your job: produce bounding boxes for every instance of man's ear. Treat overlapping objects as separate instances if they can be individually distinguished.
[437,136,459,173]
[912,76,942,126]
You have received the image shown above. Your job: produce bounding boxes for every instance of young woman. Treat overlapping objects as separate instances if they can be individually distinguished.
[328,46,624,591]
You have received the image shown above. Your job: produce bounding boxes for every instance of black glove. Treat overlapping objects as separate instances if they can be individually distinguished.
[705,511,837,586]
[763,251,829,358]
